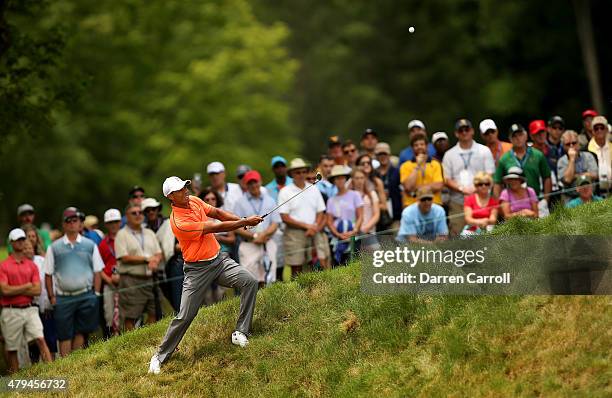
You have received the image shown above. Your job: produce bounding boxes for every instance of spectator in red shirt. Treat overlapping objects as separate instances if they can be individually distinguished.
[0,229,52,373]
[98,209,122,337]
[463,172,499,234]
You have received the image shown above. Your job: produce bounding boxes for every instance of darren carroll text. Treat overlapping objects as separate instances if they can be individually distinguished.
[372,272,512,284]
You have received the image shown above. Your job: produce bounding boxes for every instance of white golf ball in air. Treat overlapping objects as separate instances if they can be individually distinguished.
[409,26,415,33]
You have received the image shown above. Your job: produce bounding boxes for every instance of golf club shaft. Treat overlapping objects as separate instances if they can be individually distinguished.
[262,180,319,218]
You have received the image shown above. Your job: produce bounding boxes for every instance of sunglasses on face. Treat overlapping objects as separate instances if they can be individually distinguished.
[458,127,470,133]
[306,177,316,182]
[482,130,495,136]
[551,126,564,131]
[344,148,357,155]
[64,217,79,224]
[129,211,142,216]
[359,161,372,167]
[475,182,491,187]
[419,197,433,203]
[594,125,607,132]
[564,141,578,146]
[144,208,158,213]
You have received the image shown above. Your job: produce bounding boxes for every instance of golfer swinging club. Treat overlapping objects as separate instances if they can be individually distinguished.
[149,176,263,374]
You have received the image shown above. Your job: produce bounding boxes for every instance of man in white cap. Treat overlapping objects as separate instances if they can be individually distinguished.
[149,176,263,374]
[399,120,436,165]
[206,161,243,213]
[479,119,512,166]
[1,228,53,372]
[98,209,122,337]
[7,204,52,254]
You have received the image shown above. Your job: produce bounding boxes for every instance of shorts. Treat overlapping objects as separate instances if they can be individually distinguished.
[119,274,157,320]
[239,240,278,283]
[0,307,44,351]
[54,292,99,341]
[283,227,330,266]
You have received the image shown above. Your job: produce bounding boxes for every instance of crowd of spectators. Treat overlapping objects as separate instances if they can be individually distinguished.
[1,110,610,372]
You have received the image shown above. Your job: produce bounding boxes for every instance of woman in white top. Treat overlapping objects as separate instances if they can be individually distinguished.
[350,169,380,250]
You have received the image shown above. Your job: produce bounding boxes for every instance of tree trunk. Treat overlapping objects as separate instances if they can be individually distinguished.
[572,0,604,113]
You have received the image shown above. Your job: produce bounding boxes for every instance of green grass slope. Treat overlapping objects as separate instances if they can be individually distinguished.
[14,199,612,397]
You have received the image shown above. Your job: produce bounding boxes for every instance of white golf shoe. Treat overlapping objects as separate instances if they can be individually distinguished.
[231,331,249,347]
[148,353,161,374]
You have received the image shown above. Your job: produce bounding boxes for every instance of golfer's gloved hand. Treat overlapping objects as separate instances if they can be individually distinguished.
[245,215,264,226]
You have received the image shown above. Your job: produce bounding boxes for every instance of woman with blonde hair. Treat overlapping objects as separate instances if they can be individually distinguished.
[21,224,45,257]
[462,172,499,234]
[349,168,380,250]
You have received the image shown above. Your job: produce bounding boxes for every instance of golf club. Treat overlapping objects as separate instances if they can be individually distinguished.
[260,171,322,219]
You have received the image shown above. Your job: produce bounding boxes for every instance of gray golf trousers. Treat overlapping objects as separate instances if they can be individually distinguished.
[157,252,258,363]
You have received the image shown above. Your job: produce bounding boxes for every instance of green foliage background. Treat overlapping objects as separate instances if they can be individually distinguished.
[1,0,610,231]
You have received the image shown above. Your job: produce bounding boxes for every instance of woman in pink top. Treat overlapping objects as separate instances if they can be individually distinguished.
[499,167,539,219]
[350,169,380,250]
[463,172,499,233]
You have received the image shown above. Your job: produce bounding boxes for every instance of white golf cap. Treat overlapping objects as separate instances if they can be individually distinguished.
[407,119,426,130]
[479,119,497,134]
[103,208,122,223]
[432,131,449,143]
[206,161,225,174]
[141,197,161,210]
[162,176,191,197]
[8,228,26,242]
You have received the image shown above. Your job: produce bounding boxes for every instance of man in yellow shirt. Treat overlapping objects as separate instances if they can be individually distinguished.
[400,134,444,207]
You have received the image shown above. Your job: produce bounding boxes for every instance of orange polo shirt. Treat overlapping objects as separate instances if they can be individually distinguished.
[170,195,221,263]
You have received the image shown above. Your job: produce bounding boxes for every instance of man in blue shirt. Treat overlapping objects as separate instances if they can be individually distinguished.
[566,175,603,208]
[264,156,293,202]
[235,171,282,286]
[397,187,448,243]
[399,120,436,165]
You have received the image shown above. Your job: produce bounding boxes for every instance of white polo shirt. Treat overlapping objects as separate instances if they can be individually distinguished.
[278,183,326,225]
[442,141,495,204]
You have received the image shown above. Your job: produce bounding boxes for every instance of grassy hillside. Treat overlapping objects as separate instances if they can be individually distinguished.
[13,199,612,397]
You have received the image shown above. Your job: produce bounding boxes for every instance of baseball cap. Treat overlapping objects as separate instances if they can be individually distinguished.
[17,204,35,216]
[236,164,251,179]
[509,123,526,136]
[455,118,473,130]
[243,170,262,184]
[271,155,287,167]
[529,120,547,135]
[128,185,145,196]
[479,119,497,134]
[548,115,565,127]
[206,161,225,174]
[576,175,592,186]
[582,109,598,119]
[432,132,449,143]
[407,120,426,130]
[361,128,378,139]
[62,207,80,222]
[375,142,391,155]
[416,186,434,200]
[141,197,162,211]
[8,228,26,242]
[103,208,122,223]
[162,176,191,197]
[328,135,342,148]
[592,116,608,128]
